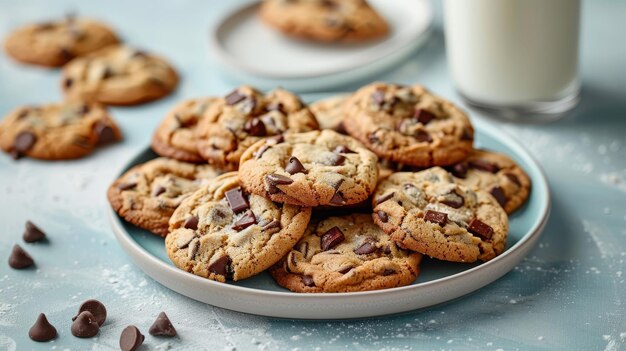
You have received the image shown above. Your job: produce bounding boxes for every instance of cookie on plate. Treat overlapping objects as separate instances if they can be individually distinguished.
[107,158,222,237]
[195,86,319,170]
[239,130,378,207]
[269,214,422,293]
[61,45,179,106]
[343,82,474,167]
[165,172,312,282]
[372,167,508,263]
[446,149,531,214]
[310,94,348,134]
[0,102,121,160]
[259,0,389,42]
[3,16,119,67]
[151,97,218,163]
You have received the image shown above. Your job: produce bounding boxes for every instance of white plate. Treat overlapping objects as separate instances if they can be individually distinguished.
[109,118,550,319]
[210,0,433,91]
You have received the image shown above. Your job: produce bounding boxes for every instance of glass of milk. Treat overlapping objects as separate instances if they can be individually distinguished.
[444,0,581,121]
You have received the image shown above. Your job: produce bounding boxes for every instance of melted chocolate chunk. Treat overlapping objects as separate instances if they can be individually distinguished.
[321,226,345,251]
[94,122,116,146]
[377,210,389,223]
[469,159,499,173]
[441,191,464,209]
[354,241,377,255]
[414,130,432,143]
[285,156,306,174]
[244,118,266,136]
[225,187,249,213]
[467,219,493,240]
[382,269,396,276]
[261,219,281,231]
[414,108,435,125]
[424,210,448,227]
[333,145,354,154]
[225,90,246,105]
[208,255,232,277]
[327,153,345,166]
[375,192,395,205]
[302,275,316,287]
[151,185,166,197]
[28,313,57,342]
[329,191,345,205]
[232,210,256,231]
[338,266,353,274]
[490,186,507,207]
[505,173,521,187]
[117,182,137,191]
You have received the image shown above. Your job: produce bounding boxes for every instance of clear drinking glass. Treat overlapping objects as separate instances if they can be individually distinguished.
[443,0,581,122]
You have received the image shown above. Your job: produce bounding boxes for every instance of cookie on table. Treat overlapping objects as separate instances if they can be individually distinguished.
[3,16,119,67]
[343,82,474,167]
[310,94,348,134]
[195,86,319,170]
[446,149,531,214]
[269,214,422,293]
[151,97,218,163]
[259,0,389,42]
[0,102,121,160]
[61,45,179,106]
[372,167,508,263]
[239,130,378,207]
[165,172,312,282]
[107,158,222,237]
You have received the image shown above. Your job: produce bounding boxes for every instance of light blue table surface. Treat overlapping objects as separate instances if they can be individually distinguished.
[0,1,624,350]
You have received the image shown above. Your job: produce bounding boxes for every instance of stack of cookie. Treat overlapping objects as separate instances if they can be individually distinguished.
[108,82,531,293]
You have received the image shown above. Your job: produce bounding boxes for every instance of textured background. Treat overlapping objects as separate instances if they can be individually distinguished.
[0,0,625,350]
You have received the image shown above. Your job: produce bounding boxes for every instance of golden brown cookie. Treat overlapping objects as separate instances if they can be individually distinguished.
[309,94,348,134]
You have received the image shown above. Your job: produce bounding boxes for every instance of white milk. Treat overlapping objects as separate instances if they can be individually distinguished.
[444,0,580,105]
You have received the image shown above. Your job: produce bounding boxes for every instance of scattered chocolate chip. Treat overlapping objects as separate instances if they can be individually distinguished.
[371,89,385,106]
[441,191,464,209]
[414,130,432,143]
[469,159,499,173]
[149,312,176,337]
[232,210,256,231]
[225,90,246,105]
[424,210,448,227]
[354,241,377,255]
[183,216,199,230]
[152,185,166,197]
[72,300,107,327]
[375,192,395,205]
[302,275,315,287]
[414,108,435,125]
[333,145,354,154]
[23,221,46,243]
[208,255,231,277]
[285,156,306,174]
[450,162,469,178]
[29,313,57,342]
[338,266,353,274]
[382,269,396,276]
[117,182,137,191]
[71,311,99,338]
[327,153,345,166]
[505,173,521,187]
[63,78,73,89]
[8,244,34,269]
[377,210,389,223]
[321,226,345,251]
[119,325,144,351]
[244,118,266,136]
[467,219,494,240]
[13,131,37,157]
[490,186,507,207]
[93,122,116,146]
[225,187,249,213]
[329,191,345,205]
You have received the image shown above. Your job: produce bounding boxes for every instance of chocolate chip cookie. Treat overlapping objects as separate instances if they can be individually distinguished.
[259,0,389,42]
[372,167,508,263]
[446,149,531,214]
[4,16,119,67]
[343,82,474,167]
[195,86,319,170]
[151,97,218,163]
[108,158,222,236]
[165,172,312,282]
[310,94,348,134]
[238,130,378,207]
[0,102,121,160]
[61,45,179,106]
[269,214,421,293]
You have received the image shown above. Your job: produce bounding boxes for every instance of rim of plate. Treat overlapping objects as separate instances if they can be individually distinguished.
[109,117,550,301]
[209,0,434,79]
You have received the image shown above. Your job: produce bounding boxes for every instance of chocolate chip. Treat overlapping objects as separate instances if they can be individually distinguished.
[441,191,464,209]
[302,275,315,287]
[377,210,389,223]
[262,219,281,231]
[469,159,499,173]
[424,210,448,227]
[505,173,521,187]
[29,313,57,342]
[371,89,385,106]
[382,245,392,254]
[59,47,74,60]
[232,210,256,231]
[225,90,246,105]
[119,325,144,351]
[467,219,494,240]
[13,131,37,157]
[334,122,347,134]
[117,182,137,191]
[8,244,34,269]
[71,311,99,338]
[78,104,90,115]
[149,312,177,337]
[285,156,306,174]
[327,153,345,166]
[338,266,353,274]
[63,78,73,89]
[72,300,107,327]
[461,128,473,140]
[94,122,116,146]
[297,241,309,256]
[255,145,271,159]
[266,102,284,113]
[208,255,231,277]
[375,192,395,205]
[490,186,507,207]
[183,216,199,230]
[414,130,432,143]
[266,174,293,194]
[354,241,377,255]
[333,145,354,154]
[414,108,435,125]
[152,185,166,197]
[382,269,396,276]
[225,187,249,213]
[321,226,345,251]
[187,240,199,259]
[23,221,46,243]
[450,162,469,178]
[102,67,114,79]
[244,118,266,136]
[329,191,345,205]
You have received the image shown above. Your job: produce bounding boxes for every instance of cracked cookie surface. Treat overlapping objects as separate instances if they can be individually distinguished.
[343,82,474,167]
[310,94,348,134]
[372,167,508,263]
[165,172,312,282]
[107,158,223,236]
[239,130,378,207]
[269,214,422,293]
